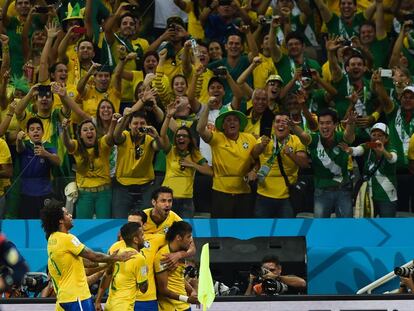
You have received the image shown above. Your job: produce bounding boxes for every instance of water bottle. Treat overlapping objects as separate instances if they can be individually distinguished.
[257,164,271,184]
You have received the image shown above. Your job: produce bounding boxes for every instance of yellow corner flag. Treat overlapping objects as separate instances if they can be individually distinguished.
[197,243,215,310]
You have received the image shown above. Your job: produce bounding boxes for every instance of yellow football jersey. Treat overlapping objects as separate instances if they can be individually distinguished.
[116,131,156,186]
[143,209,182,235]
[47,232,90,303]
[137,233,166,301]
[257,135,306,199]
[209,131,257,194]
[105,247,148,311]
[70,136,111,188]
[154,244,189,311]
[162,147,206,198]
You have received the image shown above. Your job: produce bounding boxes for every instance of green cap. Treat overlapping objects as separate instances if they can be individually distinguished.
[214,105,247,132]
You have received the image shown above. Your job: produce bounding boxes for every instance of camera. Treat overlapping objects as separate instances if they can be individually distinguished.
[143,100,154,109]
[301,64,312,79]
[37,85,52,98]
[342,39,352,47]
[125,4,139,15]
[262,278,288,295]
[35,6,49,14]
[138,127,150,134]
[184,265,198,278]
[219,0,232,5]
[135,145,144,160]
[394,266,414,278]
[212,66,227,77]
[259,16,272,25]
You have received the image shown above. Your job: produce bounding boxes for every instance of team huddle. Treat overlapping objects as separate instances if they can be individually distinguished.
[40,186,198,311]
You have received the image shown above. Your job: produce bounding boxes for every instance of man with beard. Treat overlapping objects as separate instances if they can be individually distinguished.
[270,31,321,88]
[327,37,380,140]
[112,110,162,217]
[253,113,309,218]
[154,221,199,310]
[292,108,357,218]
[104,222,148,311]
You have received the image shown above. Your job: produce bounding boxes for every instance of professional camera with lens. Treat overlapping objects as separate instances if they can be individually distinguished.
[394,266,414,278]
[184,265,198,278]
[261,278,288,295]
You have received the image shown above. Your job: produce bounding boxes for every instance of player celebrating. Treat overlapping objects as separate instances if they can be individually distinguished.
[40,199,134,311]
[105,222,148,310]
[155,221,199,310]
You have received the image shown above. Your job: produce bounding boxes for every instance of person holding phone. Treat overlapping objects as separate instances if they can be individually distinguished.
[339,123,398,217]
[15,117,61,219]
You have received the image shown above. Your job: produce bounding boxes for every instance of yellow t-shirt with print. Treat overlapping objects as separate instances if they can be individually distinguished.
[105,247,148,311]
[253,54,277,89]
[47,232,90,304]
[257,135,306,199]
[116,131,156,186]
[209,131,257,194]
[162,146,206,198]
[70,136,111,188]
[138,233,166,301]
[0,138,11,196]
[154,244,189,311]
[143,208,182,235]
[81,85,121,116]
[108,239,126,255]
[408,134,414,160]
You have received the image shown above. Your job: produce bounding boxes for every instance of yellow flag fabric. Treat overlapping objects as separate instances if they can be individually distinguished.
[197,243,215,310]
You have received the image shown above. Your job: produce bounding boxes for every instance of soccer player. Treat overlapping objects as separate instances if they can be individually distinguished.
[105,222,148,311]
[143,186,182,235]
[95,210,165,311]
[144,186,196,270]
[40,200,134,311]
[154,221,199,310]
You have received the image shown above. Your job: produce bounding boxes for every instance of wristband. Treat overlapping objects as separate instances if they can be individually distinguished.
[371,111,380,122]
[178,295,189,302]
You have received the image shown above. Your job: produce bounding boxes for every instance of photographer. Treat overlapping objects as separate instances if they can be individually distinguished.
[244,255,306,296]
[245,255,306,296]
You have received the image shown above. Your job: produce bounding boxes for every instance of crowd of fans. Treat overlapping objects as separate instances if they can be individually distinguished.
[0,0,414,219]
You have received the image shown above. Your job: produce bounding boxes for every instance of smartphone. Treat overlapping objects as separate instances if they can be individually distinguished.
[38,85,52,97]
[35,6,49,14]
[72,27,87,34]
[365,141,379,149]
[380,69,393,78]
[124,4,140,16]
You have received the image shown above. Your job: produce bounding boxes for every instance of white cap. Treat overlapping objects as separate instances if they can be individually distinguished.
[402,86,414,94]
[370,122,389,135]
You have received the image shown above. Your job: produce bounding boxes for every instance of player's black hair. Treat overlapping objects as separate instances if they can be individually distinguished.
[151,186,173,201]
[128,209,148,224]
[165,221,192,242]
[120,222,142,246]
[261,255,281,266]
[40,199,65,239]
